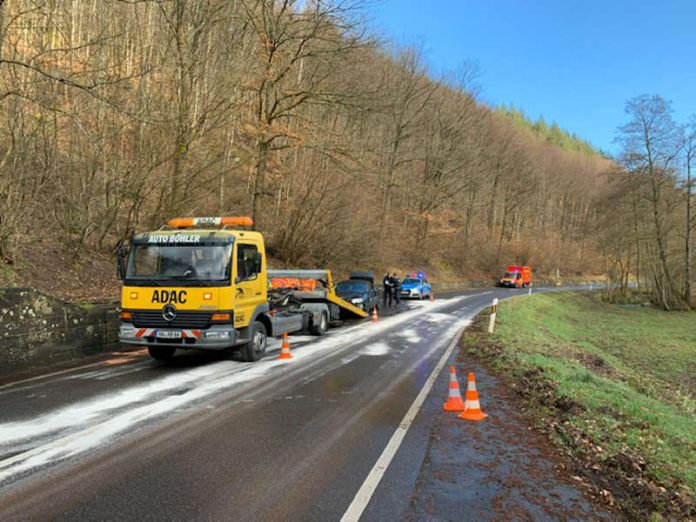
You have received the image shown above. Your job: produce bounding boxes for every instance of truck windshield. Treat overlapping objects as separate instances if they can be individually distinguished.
[503,272,520,279]
[126,244,232,285]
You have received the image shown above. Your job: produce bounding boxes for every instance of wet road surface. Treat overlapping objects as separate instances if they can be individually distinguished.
[0,287,602,521]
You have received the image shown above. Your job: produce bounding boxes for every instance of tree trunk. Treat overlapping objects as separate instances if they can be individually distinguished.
[251,138,269,229]
[649,175,674,308]
[631,190,642,291]
[685,152,693,305]
[379,128,402,241]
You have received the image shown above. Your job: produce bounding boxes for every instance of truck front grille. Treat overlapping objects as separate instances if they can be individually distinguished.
[131,310,212,329]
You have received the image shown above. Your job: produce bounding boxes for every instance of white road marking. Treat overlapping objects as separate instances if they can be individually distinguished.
[340,319,472,522]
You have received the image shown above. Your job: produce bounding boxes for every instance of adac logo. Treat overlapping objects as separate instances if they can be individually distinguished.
[162,304,177,322]
[151,290,187,304]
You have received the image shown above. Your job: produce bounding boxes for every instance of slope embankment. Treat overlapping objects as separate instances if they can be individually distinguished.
[460,292,696,520]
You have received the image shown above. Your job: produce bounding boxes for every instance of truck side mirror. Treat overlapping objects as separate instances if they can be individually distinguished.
[116,242,129,280]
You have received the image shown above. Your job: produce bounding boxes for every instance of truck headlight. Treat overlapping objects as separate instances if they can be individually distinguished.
[205,331,231,339]
[119,326,137,337]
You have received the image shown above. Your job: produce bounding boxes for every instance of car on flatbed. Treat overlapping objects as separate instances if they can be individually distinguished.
[335,272,380,314]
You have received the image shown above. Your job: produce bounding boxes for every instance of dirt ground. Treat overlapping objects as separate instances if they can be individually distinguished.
[3,240,120,302]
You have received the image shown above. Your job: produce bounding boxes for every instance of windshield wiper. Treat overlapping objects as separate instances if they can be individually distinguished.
[181,266,197,278]
[127,276,228,287]
[125,278,167,286]
[127,277,184,286]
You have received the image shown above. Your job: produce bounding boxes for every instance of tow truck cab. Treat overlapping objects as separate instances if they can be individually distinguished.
[116,216,288,362]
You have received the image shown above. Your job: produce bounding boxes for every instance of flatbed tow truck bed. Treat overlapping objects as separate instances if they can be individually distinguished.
[267,269,369,320]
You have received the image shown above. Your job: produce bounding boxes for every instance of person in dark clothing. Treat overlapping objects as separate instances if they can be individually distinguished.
[391,273,401,307]
[382,273,393,307]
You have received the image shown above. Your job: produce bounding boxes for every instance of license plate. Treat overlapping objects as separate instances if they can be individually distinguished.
[156,330,182,339]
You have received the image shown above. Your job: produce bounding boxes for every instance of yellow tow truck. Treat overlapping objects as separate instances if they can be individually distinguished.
[116,217,367,362]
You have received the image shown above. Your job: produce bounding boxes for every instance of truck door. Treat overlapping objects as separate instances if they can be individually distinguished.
[234,242,264,329]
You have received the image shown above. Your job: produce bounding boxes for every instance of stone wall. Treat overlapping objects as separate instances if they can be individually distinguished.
[0,288,119,374]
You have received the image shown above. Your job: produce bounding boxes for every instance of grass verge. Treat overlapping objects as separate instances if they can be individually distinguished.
[461,291,696,521]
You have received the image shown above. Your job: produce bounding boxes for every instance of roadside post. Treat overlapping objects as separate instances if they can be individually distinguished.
[528,283,532,296]
[488,298,498,333]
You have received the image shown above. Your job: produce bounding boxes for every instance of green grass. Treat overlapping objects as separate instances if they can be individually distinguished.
[0,262,17,286]
[477,292,696,496]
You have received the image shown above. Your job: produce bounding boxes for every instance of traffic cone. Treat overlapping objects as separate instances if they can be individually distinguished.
[372,307,379,322]
[279,332,293,359]
[443,365,466,411]
[458,372,488,421]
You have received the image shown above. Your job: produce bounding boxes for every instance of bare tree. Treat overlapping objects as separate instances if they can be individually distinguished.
[240,0,368,228]
[616,95,686,309]
[374,49,435,243]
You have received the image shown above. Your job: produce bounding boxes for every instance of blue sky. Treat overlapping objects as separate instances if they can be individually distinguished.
[366,0,696,154]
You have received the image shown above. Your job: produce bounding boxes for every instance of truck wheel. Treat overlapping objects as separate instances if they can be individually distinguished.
[310,312,328,336]
[241,321,267,362]
[148,346,176,361]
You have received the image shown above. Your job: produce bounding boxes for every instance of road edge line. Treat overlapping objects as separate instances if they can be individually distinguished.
[340,319,471,522]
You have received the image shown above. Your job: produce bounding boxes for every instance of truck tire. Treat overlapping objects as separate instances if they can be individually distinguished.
[310,312,328,336]
[148,346,176,361]
[240,321,267,362]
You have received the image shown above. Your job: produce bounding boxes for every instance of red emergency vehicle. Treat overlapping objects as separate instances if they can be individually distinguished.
[499,265,532,288]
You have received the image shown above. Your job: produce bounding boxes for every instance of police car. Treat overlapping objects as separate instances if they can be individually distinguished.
[400,272,432,300]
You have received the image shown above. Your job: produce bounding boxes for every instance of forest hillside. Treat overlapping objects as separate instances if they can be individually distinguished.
[0,0,634,301]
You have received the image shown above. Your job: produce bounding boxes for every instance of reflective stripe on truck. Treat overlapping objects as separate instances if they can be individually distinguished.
[134,328,202,339]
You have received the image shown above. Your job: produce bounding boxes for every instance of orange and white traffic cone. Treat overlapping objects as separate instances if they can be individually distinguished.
[372,307,379,322]
[443,365,466,411]
[279,332,293,360]
[458,372,488,421]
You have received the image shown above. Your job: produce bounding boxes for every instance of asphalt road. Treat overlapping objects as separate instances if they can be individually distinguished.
[0,286,594,521]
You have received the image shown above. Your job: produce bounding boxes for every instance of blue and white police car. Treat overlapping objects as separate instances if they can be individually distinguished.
[400,272,432,300]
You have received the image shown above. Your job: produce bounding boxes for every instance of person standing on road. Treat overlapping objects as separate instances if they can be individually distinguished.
[392,273,401,307]
[382,273,393,307]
